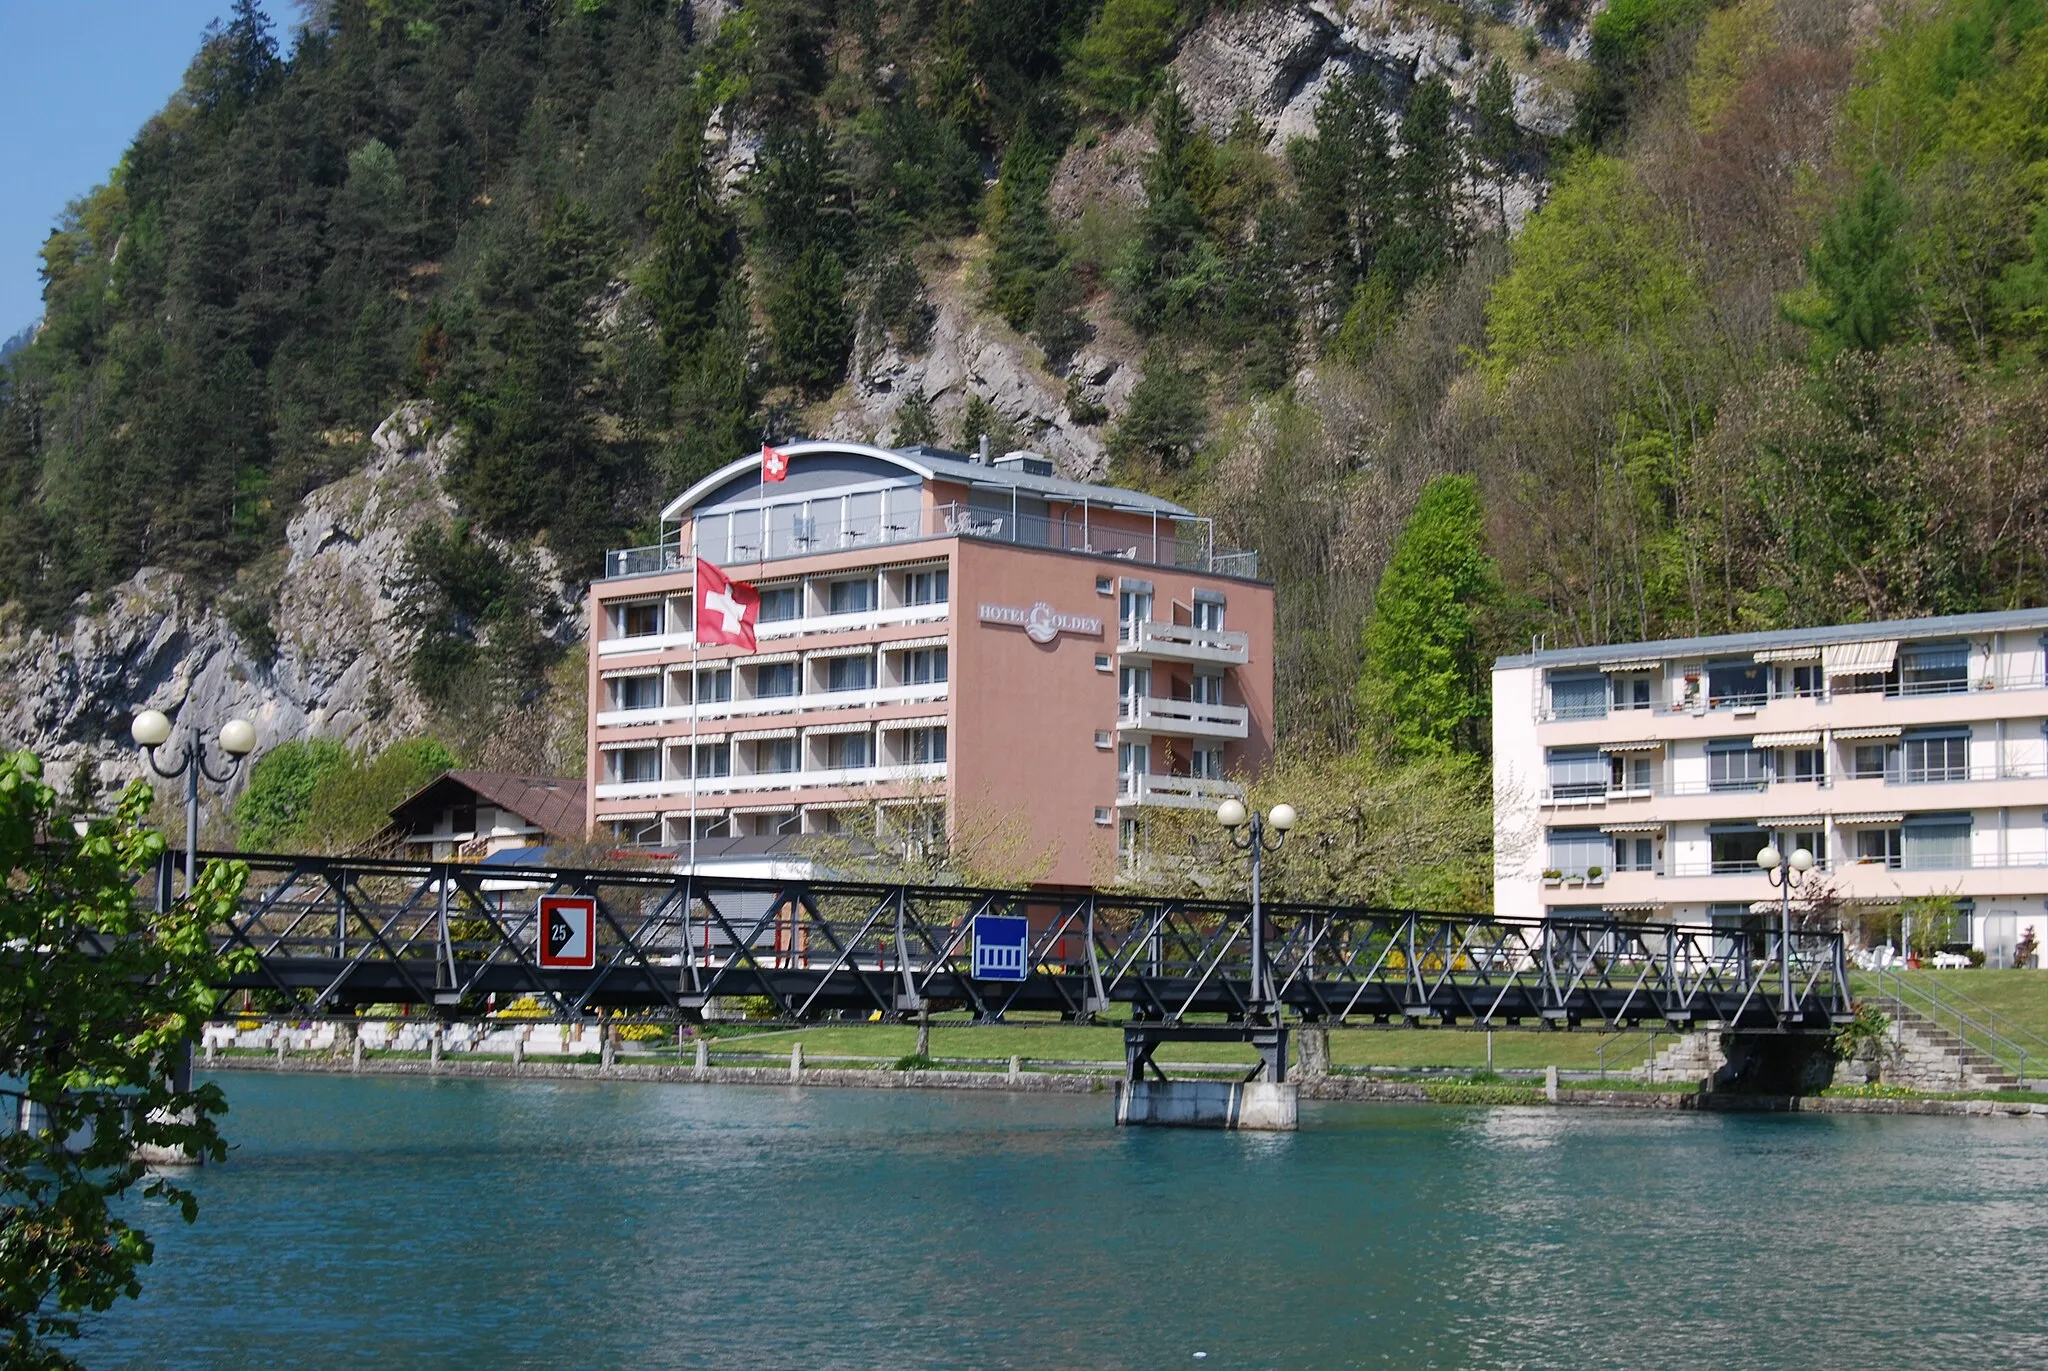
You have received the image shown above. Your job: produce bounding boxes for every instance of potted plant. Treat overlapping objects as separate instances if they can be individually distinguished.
[1585,865,1605,884]
[1541,868,1564,886]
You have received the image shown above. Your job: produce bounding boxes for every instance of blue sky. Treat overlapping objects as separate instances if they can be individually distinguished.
[1,0,242,342]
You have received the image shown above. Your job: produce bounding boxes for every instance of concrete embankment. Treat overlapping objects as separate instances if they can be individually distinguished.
[202,1055,2048,1118]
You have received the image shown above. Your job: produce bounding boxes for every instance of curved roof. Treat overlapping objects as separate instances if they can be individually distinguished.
[659,439,1194,522]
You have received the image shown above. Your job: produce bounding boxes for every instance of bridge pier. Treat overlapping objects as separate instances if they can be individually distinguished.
[1115,1024,1298,1131]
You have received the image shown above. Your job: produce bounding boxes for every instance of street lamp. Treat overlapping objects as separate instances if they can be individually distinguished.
[1757,843,1816,1017]
[1218,798,1297,1024]
[131,708,256,897]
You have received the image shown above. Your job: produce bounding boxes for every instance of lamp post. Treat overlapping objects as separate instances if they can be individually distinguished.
[1757,842,1816,1018]
[1217,797,1297,1025]
[131,709,256,898]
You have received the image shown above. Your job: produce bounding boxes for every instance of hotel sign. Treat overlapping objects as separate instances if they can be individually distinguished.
[977,601,1103,645]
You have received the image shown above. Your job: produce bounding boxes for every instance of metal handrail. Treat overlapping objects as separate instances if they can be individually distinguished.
[1595,1027,1665,1082]
[1870,966,2041,1085]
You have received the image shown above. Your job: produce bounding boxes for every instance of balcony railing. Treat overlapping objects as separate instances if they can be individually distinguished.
[1538,669,2048,720]
[594,760,947,802]
[1120,619,1251,665]
[596,681,948,729]
[603,502,1259,581]
[1117,696,1250,740]
[1116,772,1241,810]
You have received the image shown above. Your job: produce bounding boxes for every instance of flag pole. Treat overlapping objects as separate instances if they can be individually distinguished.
[688,630,699,875]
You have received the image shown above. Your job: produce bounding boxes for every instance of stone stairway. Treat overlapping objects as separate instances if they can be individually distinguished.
[1879,1005,2021,1093]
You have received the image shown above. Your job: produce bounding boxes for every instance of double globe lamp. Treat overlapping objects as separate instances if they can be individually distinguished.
[1756,842,1815,1014]
[1217,798,1297,1022]
[131,708,256,897]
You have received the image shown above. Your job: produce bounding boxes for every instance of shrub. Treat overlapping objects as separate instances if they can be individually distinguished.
[235,739,350,850]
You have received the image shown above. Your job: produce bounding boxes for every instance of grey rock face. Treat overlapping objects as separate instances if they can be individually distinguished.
[0,403,485,803]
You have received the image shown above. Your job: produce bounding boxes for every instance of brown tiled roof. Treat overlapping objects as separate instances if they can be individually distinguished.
[386,771,588,841]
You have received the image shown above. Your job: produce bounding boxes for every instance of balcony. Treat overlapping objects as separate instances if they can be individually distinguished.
[1116,772,1242,810]
[1118,696,1249,740]
[596,602,950,658]
[593,760,947,803]
[602,502,1259,582]
[1118,620,1250,667]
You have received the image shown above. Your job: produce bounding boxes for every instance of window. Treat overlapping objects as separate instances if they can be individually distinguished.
[1855,828,1902,868]
[1612,675,1655,710]
[1193,596,1225,632]
[1901,729,1969,784]
[691,668,732,704]
[610,818,662,847]
[1119,665,1150,716]
[451,802,477,836]
[613,675,662,711]
[1901,641,1968,695]
[1095,653,1112,672]
[828,578,875,614]
[1549,673,1607,720]
[1788,748,1825,783]
[1774,828,1827,865]
[1546,748,1606,800]
[757,737,797,773]
[1118,588,1152,641]
[903,648,948,685]
[1707,740,1767,793]
[1707,659,1766,709]
[1119,816,1141,869]
[827,732,874,769]
[1096,576,1113,596]
[1546,828,1609,877]
[904,569,949,606]
[1852,744,1896,781]
[1094,730,1112,750]
[1192,746,1226,779]
[903,727,946,764]
[1612,835,1657,873]
[756,662,798,698]
[1119,741,1148,787]
[1776,664,1822,699]
[689,742,730,778]
[758,586,802,622]
[1903,815,1972,870]
[827,654,875,692]
[611,747,661,783]
[618,601,663,637]
[1191,673,1224,705]
[1709,825,1769,873]
[1608,754,1652,793]
[1095,807,1114,826]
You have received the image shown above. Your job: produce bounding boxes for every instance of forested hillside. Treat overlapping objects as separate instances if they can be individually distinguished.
[5,0,2048,898]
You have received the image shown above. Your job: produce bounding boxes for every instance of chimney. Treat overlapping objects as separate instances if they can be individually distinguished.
[978,433,990,465]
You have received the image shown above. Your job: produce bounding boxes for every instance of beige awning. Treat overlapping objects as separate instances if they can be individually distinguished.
[1599,739,1664,753]
[1752,731,1820,748]
[1600,821,1665,834]
[600,667,661,680]
[1835,812,1904,826]
[1603,902,1660,913]
[878,714,948,731]
[739,650,800,666]
[731,726,798,742]
[728,804,796,816]
[803,720,873,736]
[805,643,876,661]
[1753,646,1822,663]
[883,634,950,651]
[1834,725,1902,741]
[599,811,658,822]
[598,739,659,752]
[1822,639,1899,677]
[1596,656,1665,671]
[1753,816,1824,829]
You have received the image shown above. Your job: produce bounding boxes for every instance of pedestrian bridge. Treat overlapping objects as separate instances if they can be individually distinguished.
[194,853,1852,1034]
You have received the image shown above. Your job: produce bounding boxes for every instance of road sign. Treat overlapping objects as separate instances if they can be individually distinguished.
[972,914,1029,981]
[537,894,598,970]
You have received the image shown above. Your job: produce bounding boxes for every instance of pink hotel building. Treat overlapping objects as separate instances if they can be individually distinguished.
[1493,609,2048,966]
[584,440,1275,886]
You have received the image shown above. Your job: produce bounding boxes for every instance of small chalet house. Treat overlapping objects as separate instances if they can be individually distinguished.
[382,771,589,861]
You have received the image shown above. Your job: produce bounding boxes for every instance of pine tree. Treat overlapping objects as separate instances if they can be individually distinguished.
[1289,68,1395,326]
[1473,58,1518,230]
[1786,164,1915,356]
[892,389,940,447]
[1385,76,1467,296]
[645,107,732,364]
[769,243,853,395]
[1116,78,1218,334]
[1357,475,1500,760]
[985,132,1062,330]
[1108,348,1207,470]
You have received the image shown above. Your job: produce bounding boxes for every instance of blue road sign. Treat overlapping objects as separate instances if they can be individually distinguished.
[972,914,1029,981]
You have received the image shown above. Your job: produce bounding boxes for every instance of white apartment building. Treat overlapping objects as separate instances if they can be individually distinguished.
[1493,608,2048,967]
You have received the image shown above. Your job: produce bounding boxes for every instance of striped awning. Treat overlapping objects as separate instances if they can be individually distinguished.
[1600,821,1664,834]
[803,720,873,736]
[1753,646,1822,663]
[1753,816,1823,829]
[600,811,658,822]
[1834,725,1902,741]
[1835,812,1904,826]
[728,804,796,816]
[1822,639,1899,677]
[1596,656,1665,671]
[1603,902,1660,913]
[600,666,661,680]
[731,726,797,742]
[598,738,658,752]
[878,714,947,731]
[1599,739,1664,753]
[884,634,950,651]
[738,650,800,666]
[806,643,876,660]
[1752,730,1820,747]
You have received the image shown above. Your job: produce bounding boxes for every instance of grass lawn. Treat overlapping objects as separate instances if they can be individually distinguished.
[695,1022,1668,1073]
[1853,968,2048,1044]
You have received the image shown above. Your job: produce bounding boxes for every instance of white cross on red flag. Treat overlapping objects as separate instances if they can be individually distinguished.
[761,443,790,482]
[694,558,760,651]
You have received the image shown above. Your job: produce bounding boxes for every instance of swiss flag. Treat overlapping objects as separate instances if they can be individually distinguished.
[761,443,790,482]
[694,558,760,651]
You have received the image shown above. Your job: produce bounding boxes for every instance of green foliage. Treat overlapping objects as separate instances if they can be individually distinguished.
[397,520,559,709]
[1109,350,1207,470]
[1115,78,1222,334]
[301,737,459,853]
[235,739,350,850]
[1785,165,1915,356]
[893,389,941,446]
[644,104,732,363]
[1073,0,1183,115]
[1,753,250,1363]
[985,133,1063,330]
[1831,1002,1893,1062]
[1357,476,1500,760]
[1579,0,1713,143]
[769,243,854,395]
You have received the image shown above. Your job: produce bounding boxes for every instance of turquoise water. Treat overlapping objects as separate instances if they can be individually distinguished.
[82,1074,2048,1369]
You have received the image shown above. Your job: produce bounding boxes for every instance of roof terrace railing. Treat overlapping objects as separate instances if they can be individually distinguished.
[602,501,1259,581]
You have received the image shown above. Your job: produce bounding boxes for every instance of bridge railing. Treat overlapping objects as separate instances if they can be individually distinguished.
[190,852,1851,1030]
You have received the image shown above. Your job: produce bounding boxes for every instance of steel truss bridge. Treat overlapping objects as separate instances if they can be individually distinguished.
[194,853,1853,1034]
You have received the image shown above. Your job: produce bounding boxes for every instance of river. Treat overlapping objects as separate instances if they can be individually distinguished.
[80,1073,2048,1368]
